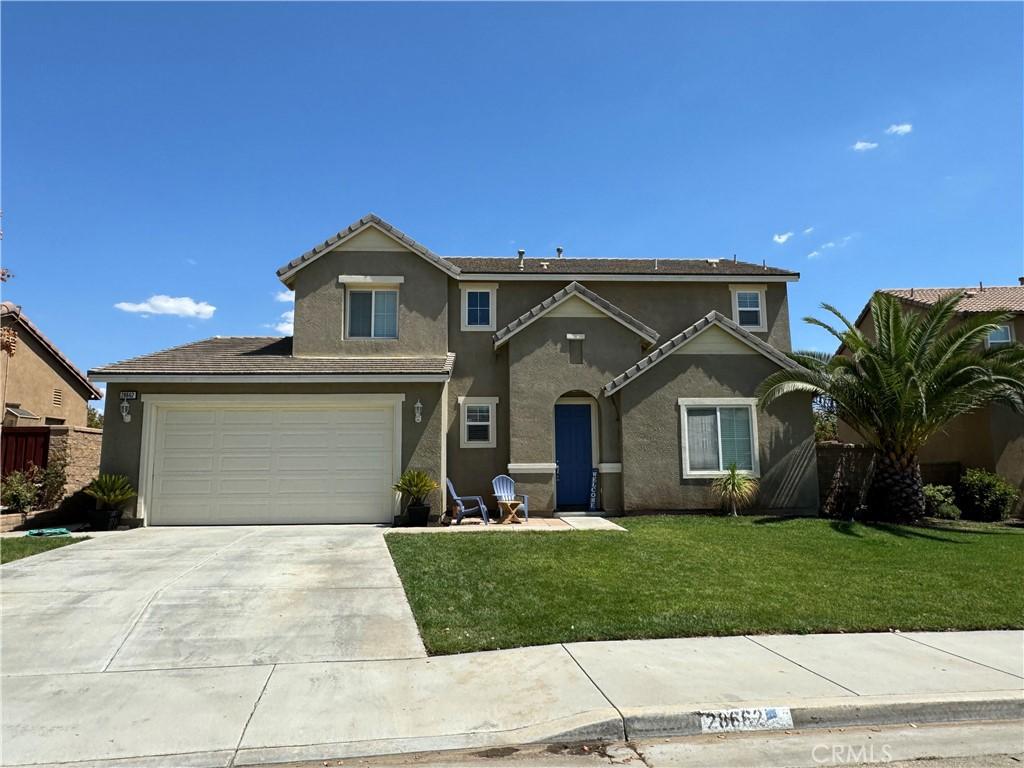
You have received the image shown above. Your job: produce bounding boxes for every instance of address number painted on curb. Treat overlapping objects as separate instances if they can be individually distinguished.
[700,706,794,733]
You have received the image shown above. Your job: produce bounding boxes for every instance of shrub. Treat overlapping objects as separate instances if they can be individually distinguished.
[38,450,68,509]
[957,469,1020,522]
[923,484,960,519]
[2,468,41,513]
[710,464,759,517]
[932,503,961,520]
[393,470,439,506]
[84,474,136,510]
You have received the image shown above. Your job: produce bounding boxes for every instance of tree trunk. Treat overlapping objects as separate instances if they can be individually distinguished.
[867,451,925,521]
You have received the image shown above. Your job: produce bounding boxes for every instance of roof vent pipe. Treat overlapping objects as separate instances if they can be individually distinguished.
[556,246,564,258]
[517,249,525,271]
[1018,276,1024,286]
[654,258,659,271]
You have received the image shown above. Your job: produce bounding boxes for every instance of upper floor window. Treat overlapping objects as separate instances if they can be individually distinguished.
[986,324,1015,350]
[348,289,398,339]
[460,284,498,332]
[729,284,767,332]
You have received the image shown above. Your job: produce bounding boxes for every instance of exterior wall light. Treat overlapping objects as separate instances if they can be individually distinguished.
[414,399,423,423]
[118,390,137,423]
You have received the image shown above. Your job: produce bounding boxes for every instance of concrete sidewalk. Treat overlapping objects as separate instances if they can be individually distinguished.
[2,630,1021,768]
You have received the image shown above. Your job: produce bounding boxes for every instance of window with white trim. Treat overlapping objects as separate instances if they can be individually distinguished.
[347,289,398,339]
[729,284,767,332]
[460,284,497,331]
[679,398,760,477]
[459,396,498,448]
[986,324,1014,349]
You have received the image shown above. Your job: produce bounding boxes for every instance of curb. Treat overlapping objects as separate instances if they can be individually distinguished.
[233,709,625,766]
[620,691,1024,739]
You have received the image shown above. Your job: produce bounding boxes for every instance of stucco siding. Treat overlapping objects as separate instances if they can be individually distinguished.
[619,354,817,513]
[450,278,791,353]
[100,382,444,520]
[1,319,93,427]
[291,249,448,357]
[502,316,647,512]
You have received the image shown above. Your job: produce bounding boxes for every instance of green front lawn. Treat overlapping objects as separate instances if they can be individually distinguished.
[386,516,1024,655]
[1,536,85,564]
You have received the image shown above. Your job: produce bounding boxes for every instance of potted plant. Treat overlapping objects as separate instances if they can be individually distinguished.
[393,470,439,527]
[710,464,759,517]
[84,474,136,530]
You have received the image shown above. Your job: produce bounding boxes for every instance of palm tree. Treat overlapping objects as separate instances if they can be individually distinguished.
[757,291,1024,520]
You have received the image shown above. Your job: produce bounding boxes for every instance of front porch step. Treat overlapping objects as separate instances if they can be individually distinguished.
[553,510,608,518]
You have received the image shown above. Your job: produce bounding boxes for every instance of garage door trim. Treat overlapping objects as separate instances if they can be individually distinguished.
[137,393,405,525]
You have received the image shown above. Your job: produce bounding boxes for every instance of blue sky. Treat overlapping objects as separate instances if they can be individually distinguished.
[3,2,1022,403]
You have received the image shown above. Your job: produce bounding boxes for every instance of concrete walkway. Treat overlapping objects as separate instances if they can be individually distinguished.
[2,626,1020,767]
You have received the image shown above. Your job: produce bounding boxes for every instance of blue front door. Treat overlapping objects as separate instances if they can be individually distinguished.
[555,404,593,509]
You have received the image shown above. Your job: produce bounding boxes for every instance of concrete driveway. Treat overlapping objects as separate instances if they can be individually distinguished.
[1,525,425,675]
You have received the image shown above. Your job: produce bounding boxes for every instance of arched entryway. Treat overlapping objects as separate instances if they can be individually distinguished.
[554,393,599,510]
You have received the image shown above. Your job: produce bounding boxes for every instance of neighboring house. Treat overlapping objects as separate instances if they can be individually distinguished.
[89,214,818,526]
[1,302,101,427]
[837,283,1024,505]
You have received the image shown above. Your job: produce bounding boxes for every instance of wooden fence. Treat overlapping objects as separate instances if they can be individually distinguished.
[1,426,51,476]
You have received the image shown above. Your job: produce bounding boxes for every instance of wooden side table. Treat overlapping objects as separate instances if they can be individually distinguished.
[497,500,524,524]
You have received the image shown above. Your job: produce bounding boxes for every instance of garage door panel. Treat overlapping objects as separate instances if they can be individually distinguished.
[160,455,215,473]
[162,433,216,451]
[148,401,399,526]
[279,432,330,449]
[157,477,214,496]
[222,410,275,425]
[221,432,274,449]
[219,478,272,495]
[164,410,217,426]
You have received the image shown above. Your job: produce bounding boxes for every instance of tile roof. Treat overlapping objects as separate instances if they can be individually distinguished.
[448,256,797,276]
[89,337,456,378]
[276,213,461,283]
[1,302,102,399]
[492,281,660,348]
[274,213,797,283]
[603,311,800,396]
[882,285,1024,314]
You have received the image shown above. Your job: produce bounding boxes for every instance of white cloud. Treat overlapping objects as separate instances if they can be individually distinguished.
[275,290,295,303]
[802,227,814,235]
[185,258,197,266]
[886,123,913,136]
[852,141,878,152]
[272,310,294,335]
[821,241,836,250]
[807,251,821,260]
[772,232,794,244]
[114,295,215,319]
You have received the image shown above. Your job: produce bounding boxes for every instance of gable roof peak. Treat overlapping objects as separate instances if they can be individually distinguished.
[1,302,102,399]
[275,213,461,285]
[603,310,800,397]
[492,281,659,349]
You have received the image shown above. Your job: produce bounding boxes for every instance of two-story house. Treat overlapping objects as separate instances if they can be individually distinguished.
[2,301,102,428]
[89,214,818,525]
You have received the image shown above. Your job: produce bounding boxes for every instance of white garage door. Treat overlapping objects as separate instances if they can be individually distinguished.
[145,398,398,525]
